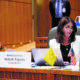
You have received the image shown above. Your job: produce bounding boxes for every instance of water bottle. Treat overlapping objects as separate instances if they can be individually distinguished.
[75,16,80,27]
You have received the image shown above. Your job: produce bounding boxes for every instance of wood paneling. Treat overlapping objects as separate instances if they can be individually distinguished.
[70,10,80,20]
[12,0,32,3]
[34,0,80,38]
[69,0,80,20]
[34,0,51,37]
[0,0,32,48]
[0,68,80,80]
[69,0,80,10]
[1,0,32,3]
[35,37,48,48]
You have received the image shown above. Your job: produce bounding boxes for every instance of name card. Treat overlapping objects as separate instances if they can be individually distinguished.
[0,52,31,68]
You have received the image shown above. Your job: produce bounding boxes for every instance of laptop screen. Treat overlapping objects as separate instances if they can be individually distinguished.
[32,48,49,62]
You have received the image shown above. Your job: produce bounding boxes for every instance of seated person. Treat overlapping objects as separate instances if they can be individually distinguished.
[44,17,80,66]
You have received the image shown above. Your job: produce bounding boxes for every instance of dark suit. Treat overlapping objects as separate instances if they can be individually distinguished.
[49,0,71,27]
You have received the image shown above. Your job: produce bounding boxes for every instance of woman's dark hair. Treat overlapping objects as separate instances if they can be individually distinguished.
[56,17,77,43]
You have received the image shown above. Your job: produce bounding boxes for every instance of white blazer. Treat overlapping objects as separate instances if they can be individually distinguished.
[49,35,80,63]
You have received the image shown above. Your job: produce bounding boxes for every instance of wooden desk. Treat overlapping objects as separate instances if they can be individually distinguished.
[0,67,80,80]
[15,42,35,52]
[35,37,48,48]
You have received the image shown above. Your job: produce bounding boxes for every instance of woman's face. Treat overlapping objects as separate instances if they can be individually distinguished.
[63,22,73,38]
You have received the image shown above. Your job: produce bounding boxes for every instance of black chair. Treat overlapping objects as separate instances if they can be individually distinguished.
[47,27,80,48]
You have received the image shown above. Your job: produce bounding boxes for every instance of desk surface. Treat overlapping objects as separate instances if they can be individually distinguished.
[15,42,35,52]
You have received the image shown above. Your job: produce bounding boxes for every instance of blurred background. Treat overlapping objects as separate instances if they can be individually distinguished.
[0,0,80,49]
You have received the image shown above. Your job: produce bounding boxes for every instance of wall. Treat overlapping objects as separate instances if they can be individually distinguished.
[0,0,80,47]
[0,0,32,48]
[34,0,51,37]
[70,0,80,20]
[34,0,80,37]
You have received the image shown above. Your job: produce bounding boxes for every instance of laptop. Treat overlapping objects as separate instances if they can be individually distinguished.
[32,48,69,66]
[32,48,49,66]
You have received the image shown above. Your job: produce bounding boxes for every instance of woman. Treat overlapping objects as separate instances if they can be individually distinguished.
[45,17,80,66]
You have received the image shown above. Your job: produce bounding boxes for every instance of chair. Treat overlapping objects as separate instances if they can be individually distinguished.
[35,37,48,48]
[47,27,80,48]
[47,27,57,48]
